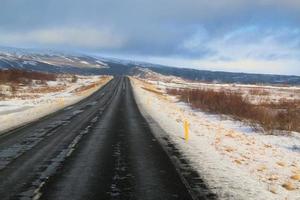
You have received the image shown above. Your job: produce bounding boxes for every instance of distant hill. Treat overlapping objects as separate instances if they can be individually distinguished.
[145,65,300,85]
[0,46,299,85]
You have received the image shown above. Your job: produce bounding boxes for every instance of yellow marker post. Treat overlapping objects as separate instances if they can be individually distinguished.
[59,98,65,107]
[184,120,190,141]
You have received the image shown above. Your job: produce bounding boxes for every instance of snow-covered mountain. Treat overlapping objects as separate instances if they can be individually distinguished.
[130,67,186,83]
[0,47,111,74]
[0,46,300,85]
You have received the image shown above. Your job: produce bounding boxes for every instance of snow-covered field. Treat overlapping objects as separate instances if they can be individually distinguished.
[134,67,300,104]
[0,75,112,133]
[131,77,300,200]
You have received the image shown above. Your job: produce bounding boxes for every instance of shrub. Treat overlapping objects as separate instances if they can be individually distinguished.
[0,69,57,84]
[249,88,270,96]
[167,88,300,133]
[71,75,78,83]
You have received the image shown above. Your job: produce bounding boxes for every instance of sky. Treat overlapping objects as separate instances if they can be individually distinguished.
[0,0,300,75]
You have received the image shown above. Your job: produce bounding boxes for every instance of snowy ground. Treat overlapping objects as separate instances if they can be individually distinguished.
[134,67,300,104]
[0,75,112,133]
[131,77,300,200]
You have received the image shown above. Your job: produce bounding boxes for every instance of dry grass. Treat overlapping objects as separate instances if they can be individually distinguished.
[167,88,253,117]
[291,174,300,181]
[27,86,66,93]
[0,69,58,98]
[141,87,164,95]
[74,83,98,93]
[5,94,41,100]
[167,88,300,133]
[249,88,270,96]
[282,182,296,191]
[0,69,57,84]
[72,77,111,94]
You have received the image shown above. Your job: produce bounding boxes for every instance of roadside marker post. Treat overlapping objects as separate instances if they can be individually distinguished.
[184,120,190,141]
[59,98,65,107]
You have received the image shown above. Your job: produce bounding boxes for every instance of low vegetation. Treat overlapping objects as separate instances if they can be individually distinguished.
[0,69,58,98]
[0,69,57,84]
[141,87,164,95]
[248,88,270,96]
[72,76,111,94]
[167,88,300,133]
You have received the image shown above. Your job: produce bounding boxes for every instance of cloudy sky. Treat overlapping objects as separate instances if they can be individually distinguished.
[1,0,300,75]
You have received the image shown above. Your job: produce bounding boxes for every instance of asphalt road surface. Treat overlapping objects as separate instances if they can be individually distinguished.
[0,77,203,200]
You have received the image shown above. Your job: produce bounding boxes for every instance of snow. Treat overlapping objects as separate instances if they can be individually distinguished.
[60,56,74,62]
[80,61,89,65]
[22,61,37,65]
[96,60,108,66]
[131,77,300,200]
[151,80,300,104]
[0,76,112,134]
[137,67,300,104]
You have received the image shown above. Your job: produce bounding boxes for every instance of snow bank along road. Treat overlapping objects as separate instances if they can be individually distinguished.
[0,77,211,200]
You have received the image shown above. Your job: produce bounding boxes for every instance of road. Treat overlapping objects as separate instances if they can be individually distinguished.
[0,77,198,200]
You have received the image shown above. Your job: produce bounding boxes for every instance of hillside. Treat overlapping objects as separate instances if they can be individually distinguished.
[1,47,300,85]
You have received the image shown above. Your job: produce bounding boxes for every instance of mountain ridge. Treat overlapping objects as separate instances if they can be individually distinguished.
[0,46,299,85]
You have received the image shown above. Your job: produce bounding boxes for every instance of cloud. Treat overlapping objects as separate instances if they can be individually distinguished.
[0,0,300,75]
[216,27,300,60]
[130,55,300,75]
[116,24,300,75]
[0,27,125,49]
[171,25,300,75]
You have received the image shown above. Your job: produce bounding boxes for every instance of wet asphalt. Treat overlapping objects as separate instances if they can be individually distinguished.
[0,77,197,200]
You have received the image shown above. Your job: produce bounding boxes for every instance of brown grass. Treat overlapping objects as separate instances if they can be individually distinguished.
[0,69,57,84]
[72,77,111,94]
[4,94,41,100]
[141,87,164,95]
[74,83,98,93]
[248,88,270,96]
[167,88,300,133]
[27,86,66,93]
